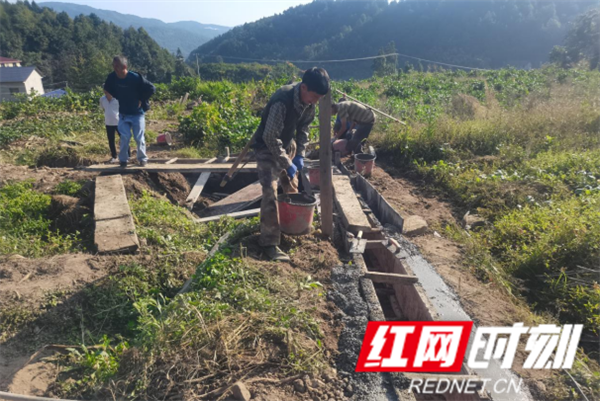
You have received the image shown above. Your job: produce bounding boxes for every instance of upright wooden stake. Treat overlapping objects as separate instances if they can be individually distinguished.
[319,91,333,237]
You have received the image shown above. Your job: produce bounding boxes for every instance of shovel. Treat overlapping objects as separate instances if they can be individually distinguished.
[300,169,313,197]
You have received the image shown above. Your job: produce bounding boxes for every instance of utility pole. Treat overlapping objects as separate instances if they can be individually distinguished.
[196,54,200,77]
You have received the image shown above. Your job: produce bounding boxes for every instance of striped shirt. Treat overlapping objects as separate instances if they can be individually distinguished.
[336,101,375,124]
[262,84,313,169]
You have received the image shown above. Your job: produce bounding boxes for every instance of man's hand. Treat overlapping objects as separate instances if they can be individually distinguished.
[286,164,298,179]
[292,155,304,171]
[138,100,142,108]
[104,89,113,101]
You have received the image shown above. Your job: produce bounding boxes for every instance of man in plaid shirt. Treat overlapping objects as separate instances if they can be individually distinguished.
[252,67,330,261]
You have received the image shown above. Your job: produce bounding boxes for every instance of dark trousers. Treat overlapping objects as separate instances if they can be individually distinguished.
[347,123,374,154]
[106,125,130,159]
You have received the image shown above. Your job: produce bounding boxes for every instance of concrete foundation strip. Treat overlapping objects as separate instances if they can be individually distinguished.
[336,166,535,401]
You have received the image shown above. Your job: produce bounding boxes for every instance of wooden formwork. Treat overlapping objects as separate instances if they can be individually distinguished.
[332,164,486,401]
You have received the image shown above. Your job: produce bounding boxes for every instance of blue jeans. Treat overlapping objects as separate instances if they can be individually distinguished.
[118,113,147,163]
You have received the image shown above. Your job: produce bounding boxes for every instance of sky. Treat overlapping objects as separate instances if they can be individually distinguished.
[34,0,313,27]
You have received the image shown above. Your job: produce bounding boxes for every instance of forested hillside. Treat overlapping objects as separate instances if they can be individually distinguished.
[190,0,599,79]
[0,1,177,90]
[41,2,229,57]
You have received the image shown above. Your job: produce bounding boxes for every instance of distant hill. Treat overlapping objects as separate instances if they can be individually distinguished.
[0,1,177,89]
[40,2,229,57]
[190,0,599,79]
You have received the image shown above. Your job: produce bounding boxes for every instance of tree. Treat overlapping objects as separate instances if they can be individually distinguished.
[563,8,600,69]
[174,47,193,77]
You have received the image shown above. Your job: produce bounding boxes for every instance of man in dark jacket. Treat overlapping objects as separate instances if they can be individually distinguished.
[104,55,155,168]
[252,67,330,261]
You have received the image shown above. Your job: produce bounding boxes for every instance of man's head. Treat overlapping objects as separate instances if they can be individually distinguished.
[331,103,339,115]
[300,67,330,105]
[112,55,128,79]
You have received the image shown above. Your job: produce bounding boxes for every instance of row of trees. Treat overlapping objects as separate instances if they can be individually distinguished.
[550,7,600,69]
[0,1,177,91]
[191,0,598,79]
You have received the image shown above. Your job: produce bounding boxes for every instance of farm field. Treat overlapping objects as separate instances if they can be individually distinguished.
[0,67,599,400]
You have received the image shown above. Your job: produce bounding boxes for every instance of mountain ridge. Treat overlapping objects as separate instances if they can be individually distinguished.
[190,0,599,79]
[40,1,230,57]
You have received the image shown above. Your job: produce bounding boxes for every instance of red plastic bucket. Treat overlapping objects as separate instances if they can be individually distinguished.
[354,153,376,177]
[278,193,317,235]
[157,132,172,146]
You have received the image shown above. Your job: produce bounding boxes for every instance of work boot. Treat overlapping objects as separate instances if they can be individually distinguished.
[264,246,290,262]
[120,162,127,168]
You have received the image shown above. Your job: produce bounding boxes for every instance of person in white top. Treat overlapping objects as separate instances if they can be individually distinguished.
[99,92,129,163]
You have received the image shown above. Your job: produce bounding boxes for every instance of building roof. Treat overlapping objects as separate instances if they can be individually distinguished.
[0,66,40,83]
[41,89,67,98]
[0,57,22,63]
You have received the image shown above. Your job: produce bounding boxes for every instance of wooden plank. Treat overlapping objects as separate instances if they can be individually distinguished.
[200,181,262,217]
[332,174,372,232]
[363,271,419,285]
[186,172,210,210]
[194,208,260,223]
[95,216,139,254]
[319,91,333,237]
[94,174,130,221]
[149,158,238,164]
[94,175,139,254]
[165,158,178,164]
[83,162,257,174]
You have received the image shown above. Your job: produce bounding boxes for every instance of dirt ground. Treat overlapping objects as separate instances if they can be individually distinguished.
[0,163,351,401]
[0,253,111,396]
[364,162,560,399]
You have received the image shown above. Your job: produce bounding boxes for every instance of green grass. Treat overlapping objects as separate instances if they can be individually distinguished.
[50,192,327,399]
[371,68,600,339]
[0,181,83,257]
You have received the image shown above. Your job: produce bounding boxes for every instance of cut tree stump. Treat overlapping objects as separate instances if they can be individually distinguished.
[200,181,262,217]
[332,174,372,232]
[94,175,139,254]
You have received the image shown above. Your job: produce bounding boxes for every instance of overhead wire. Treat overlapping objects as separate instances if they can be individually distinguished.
[195,52,491,71]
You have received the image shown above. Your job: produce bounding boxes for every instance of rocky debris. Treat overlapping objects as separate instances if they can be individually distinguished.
[462,211,486,231]
[401,215,428,236]
[293,378,306,393]
[231,381,252,401]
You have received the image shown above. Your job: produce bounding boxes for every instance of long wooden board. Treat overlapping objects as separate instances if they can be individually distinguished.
[200,181,262,217]
[185,172,210,210]
[363,271,419,285]
[84,162,257,174]
[94,175,139,254]
[194,208,260,223]
[332,174,372,232]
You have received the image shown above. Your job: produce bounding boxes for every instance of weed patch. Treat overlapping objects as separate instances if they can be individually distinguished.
[0,181,84,257]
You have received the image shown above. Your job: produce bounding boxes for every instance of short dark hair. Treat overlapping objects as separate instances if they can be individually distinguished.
[338,97,347,102]
[113,55,128,67]
[302,67,330,95]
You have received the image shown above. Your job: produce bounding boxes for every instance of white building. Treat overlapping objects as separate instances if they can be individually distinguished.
[0,66,45,102]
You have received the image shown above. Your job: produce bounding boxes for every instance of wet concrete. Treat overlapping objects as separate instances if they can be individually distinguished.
[328,263,412,401]
[349,172,535,401]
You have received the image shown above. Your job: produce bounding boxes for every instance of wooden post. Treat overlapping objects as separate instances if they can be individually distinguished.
[319,91,333,237]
